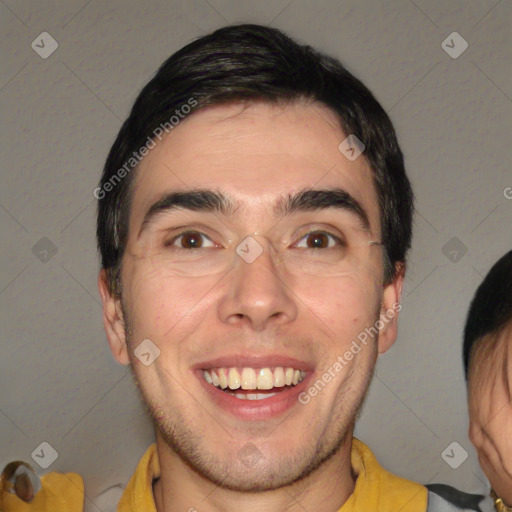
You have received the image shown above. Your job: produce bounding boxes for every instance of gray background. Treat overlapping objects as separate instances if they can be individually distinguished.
[1,0,511,511]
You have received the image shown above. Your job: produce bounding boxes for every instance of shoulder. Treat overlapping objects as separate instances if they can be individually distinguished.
[426,483,494,512]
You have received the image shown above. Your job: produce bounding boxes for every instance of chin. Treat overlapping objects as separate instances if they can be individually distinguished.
[192,456,311,493]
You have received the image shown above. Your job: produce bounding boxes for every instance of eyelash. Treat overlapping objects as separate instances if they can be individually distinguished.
[164,229,345,250]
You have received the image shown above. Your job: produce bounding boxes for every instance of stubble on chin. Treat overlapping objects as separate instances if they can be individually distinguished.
[122,298,380,494]
[130,363,365,495]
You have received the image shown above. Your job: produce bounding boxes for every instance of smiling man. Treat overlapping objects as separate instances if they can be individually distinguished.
[95,24,472,512]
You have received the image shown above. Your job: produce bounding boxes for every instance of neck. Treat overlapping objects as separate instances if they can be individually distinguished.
[152,430,356,512]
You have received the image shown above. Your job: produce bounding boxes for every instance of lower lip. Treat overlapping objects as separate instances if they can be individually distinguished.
[196,371,313,420]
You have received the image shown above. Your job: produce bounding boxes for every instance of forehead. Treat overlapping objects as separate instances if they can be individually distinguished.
[128,101,381,235]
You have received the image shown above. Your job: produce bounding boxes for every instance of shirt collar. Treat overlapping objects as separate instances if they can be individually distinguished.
[117,438,427,512]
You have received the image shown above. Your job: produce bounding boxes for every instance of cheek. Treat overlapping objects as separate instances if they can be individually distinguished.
[294,272,380,339]
[122,261,219,338]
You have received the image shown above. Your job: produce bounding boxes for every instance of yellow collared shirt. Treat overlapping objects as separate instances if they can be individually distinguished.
[117,438,428,512]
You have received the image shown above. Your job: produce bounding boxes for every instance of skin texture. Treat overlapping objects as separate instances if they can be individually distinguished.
[468,321,512,506]
[99,101,404,512]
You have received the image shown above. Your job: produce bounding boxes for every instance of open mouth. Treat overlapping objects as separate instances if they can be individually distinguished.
[202,367,307,400]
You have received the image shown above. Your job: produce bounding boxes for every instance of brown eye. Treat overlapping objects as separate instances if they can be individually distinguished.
[306,233,329,249]
[165,231,215,249]
[181,233,202,248]
[295,231,342,250]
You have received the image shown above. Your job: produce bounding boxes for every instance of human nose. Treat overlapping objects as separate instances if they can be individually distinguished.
[217,236,298,332]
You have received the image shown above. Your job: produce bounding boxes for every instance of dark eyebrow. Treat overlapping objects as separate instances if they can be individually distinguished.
[139,187,370,236]
[139,190,237,236]
[276,188,370,231]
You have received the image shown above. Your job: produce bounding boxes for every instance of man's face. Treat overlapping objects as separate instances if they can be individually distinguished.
[100,101,402,491]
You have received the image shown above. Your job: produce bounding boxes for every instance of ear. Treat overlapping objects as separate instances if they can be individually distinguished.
[98,269,130,365]
[377,263,405,355]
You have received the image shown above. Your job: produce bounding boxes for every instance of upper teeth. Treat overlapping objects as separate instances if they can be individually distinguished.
[203,367,306,390]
